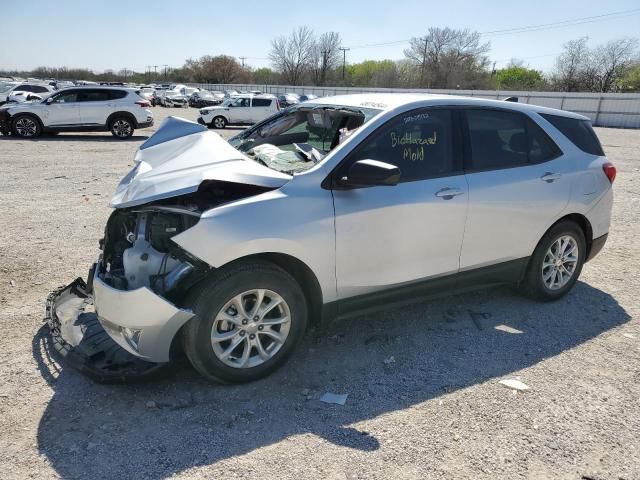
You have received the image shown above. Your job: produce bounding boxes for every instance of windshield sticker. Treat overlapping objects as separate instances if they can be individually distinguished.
[403,113,430,124]
[360,102,387,108]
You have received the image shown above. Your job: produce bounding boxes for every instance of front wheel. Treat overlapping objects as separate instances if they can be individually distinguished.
[182,261,308,384]
[110,117,134,139]
[211,116,227,129]
[12,115,41,138]
[520,221,586,301]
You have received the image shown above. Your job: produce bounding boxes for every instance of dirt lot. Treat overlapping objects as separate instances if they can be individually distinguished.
[0,106,638,480]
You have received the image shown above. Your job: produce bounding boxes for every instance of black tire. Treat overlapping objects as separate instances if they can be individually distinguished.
[520,221,586,302]
[182,260,308,384]
[109,116,135,139]
[11,114,42,138]
[211,116,227,129]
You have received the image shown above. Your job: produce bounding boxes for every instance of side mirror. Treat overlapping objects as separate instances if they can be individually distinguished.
[45,97,54,104]
[340,159,401,188]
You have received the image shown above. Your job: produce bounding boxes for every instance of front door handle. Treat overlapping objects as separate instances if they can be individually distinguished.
[435,187,465,200]
[541,172,562,183]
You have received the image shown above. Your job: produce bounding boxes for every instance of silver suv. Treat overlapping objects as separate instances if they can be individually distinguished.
[49,94,614,384]
[0,87,153,139]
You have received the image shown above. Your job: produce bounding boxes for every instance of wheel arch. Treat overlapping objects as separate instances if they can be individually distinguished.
[551,213,593,258]
[106,111,138,128]
[12,111,44,129]
[226,253,323,327]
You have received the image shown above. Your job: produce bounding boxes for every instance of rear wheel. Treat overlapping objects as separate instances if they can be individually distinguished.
[110,116,134,139]
[212,116,227,129]
[182,261,308,384]
[520,221,586,301]
[12,114,41,138]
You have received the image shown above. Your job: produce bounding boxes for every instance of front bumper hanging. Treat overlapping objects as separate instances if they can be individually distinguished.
[45,277,168,383]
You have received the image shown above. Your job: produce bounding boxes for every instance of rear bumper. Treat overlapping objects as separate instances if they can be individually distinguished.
[586,233,608,262]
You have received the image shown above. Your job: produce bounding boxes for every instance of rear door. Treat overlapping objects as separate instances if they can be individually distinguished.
[250,98,273,123]
[77,89,116,125]
[460,108,570,271]
[332,108,469,303]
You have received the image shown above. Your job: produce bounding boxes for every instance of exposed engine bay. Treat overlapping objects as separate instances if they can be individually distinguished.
[100,180,273,300]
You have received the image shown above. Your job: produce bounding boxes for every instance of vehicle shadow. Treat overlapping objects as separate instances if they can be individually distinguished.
[34,281,629,479]
[0,134,149,142]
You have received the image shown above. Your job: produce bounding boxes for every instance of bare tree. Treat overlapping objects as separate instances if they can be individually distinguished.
[404,27,490,88]
[269,27,316,85]
[552,37,593,91]
[309,32,341,85]
[594,38,639,92]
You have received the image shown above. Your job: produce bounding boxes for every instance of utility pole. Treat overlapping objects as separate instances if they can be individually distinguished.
[152,65,158,79]
[339,47,350,83]
[320,50,328,85]
[239,57,247,68]
[163,64,169,80]
[419,37,428,88]
[146,65,153,81]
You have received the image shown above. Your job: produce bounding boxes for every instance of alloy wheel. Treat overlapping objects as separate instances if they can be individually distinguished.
[15,117,37,137]
[541,235,579,290]
[210,289,291,368]
[213,117,225,128]
[112,119,132,137]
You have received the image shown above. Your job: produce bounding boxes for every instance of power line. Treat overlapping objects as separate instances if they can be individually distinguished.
[345,8,640,50]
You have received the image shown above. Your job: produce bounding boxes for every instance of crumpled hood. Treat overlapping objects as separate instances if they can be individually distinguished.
[110,116,291,208]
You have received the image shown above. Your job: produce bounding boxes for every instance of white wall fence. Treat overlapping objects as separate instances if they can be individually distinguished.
[186,83,640,129]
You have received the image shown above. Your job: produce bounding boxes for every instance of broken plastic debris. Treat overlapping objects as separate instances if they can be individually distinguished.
[319,393,348,405]
[383,356,395,365]
[494,324,523,334]
[498,379,530,391]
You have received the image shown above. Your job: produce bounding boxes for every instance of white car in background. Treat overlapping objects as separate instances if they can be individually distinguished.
[197,94,278,128]
[0,86,153,138]
[1,83,55,105]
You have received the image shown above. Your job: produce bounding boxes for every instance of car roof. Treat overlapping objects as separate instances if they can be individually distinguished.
[303,93,589,120]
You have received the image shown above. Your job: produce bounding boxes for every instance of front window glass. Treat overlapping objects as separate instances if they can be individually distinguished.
[52,92,78,103]
[346,109,455,182]
[230,105,381,174]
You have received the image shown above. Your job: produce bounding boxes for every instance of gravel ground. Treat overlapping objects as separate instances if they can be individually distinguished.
[0,106,638,480]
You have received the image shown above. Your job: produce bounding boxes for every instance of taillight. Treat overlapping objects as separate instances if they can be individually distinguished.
[136,100,150,107]
[602,162,616,184]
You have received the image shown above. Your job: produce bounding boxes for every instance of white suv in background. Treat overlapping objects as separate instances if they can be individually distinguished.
[0,87,153,139]
[1,83,56,105]
[197,94,278,128]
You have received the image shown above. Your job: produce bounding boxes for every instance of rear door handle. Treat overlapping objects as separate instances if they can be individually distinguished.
[435,187,465,199]
[541,172,562,183]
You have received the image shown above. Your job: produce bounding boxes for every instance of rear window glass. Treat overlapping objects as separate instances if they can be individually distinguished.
[466,109,562,170]
[252,98,272,107]
[108,90,127,100]
[540,114,604,156]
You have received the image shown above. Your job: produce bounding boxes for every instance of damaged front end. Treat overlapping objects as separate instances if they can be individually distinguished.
[46,117,288,382]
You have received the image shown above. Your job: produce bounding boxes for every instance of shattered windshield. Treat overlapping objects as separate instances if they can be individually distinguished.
[228,105,381,174]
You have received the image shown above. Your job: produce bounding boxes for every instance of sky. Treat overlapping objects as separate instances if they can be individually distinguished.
[1,0,639,74]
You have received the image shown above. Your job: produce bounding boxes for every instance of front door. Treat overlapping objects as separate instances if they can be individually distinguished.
[228,97,251,123]
[43,90,81,127]
[331,108,469,305]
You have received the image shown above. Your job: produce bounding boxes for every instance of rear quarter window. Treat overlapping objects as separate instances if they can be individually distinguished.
[540,113,604,156]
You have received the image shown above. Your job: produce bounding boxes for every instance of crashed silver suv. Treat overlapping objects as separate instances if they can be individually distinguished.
[49,94,614,384]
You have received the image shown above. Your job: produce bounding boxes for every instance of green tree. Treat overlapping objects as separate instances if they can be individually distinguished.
[494,65,544,90]
[617,64,640,92]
